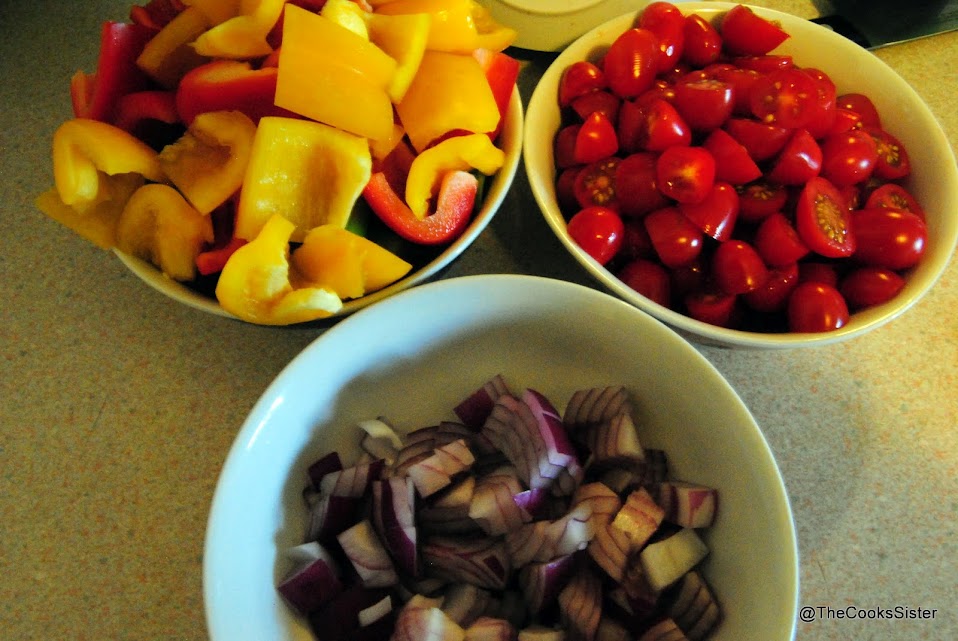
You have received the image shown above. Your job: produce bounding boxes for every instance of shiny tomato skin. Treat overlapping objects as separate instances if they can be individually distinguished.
[712,240,769,294]
[732,54,793,73]
[787,282,849,332]
[682,14,722,67]
[851,208,927,270]
[795,176,856,258]
[837,92,881,129]
[615,152,670,217]
[604,28,660,99]
[618,258,671,307]
[864,127,911,180]
[678,181,739,242]
[749,68,818,129]
[799,262,840,287]
[829,108,861,136]
[703,128,762,185]
[684,290,740,327]
[567,206,625,265]
[864,183,924,220]
[724,118,791,162]
[754,212,810,267]
[570,90,622,124]
[620,97,691,153]
[767,128,823,185]
[620,218,654,260]
[802,67,838,139]
[840,266,906,309]
[639,1,687,72]
[573,157,620,210]
[655,146,716,204]
[574,111,619,164]
[671,78,735,131]
[711,67,762,116]
[743,261,800,313]
[720,4,789,56]
[820,129,879,186]
[554,124,580,169]
[559,61,607,107]
[644,206,704,268]
[737,181,788,223]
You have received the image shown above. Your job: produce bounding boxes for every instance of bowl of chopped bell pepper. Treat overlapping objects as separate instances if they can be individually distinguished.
[36,0,524,325]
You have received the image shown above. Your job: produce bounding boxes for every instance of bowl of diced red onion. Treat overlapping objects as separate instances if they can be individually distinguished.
[203,274,798,641]
[524,2,958,348]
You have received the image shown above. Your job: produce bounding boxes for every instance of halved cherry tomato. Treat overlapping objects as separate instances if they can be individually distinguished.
[702,128,761,185]
[559,61,606,106]
[749,68,817,129]
[851,208,926,270]
[682,14,722,67]
[670,258,706,298]
[864,183,924,220]
[619,97,691,153]
[615,152,669,217]
[571,90,622,124]
[574,111,618,164]
[720,4,789,56]
[743,261,800,313]
[840,266,906,309]
[620,218,654,260]
[574,157,620,210]
[711,67,761,115]
[767,128,822,185]
[732,54,793,73]
[678,181,739,241]
[864,127,911,180]
[684,290,740,327]
[724,118,790,162]
[712,239,769,294]
[837,92,881,129]
[754,212,809,266]
[736,180,788,223]
[639,1,687,73]
[801,68,838,139]
[618,258,671,306]
[820,129,878,186]
[554,124,580,169]
[603,28,660,98]
[567,205,624,265]
[644,206,703,267]
[655,145,715,204]
[799,262,840,287]
[795,177,856,258]
[555,167,582,215]
[829,108,862,136]
[787,282,849,332]
[671,78,734,131]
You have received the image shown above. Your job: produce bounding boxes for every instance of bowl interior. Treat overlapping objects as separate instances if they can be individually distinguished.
[118,87,524,321]
[524,2,958,348]
[203,274,798,641]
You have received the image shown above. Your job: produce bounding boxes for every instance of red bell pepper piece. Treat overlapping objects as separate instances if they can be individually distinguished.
[130,0,187,33]
[70,21,153,123]
[175,60,297,126]
[473,49,520,142]
[114,90,180,133]
[363,170,478,245]
[196,236,248,275]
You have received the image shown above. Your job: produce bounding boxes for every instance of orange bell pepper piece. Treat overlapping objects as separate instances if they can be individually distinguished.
[158,110,257,214]
[190,0,285,59]
[115,183,214,281]
[215,213,343,325]
[395,51,500,152]
[236,116,372,243]
[52,118,165,212]
[136,6,211,88]
[374,0,475,53]
[320,0,370,37]
[404,133,504,218]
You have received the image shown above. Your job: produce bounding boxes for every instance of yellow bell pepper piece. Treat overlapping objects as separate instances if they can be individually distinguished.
[374,0,477,53]
[275,5,397,140]
[52,118,164,212]
[405,133,504,218]
[191,0,285,59]
[471,2,517,52]
[36,174,143,250]
[321,0,370,38]
[396,51,499,152]
[236,116,372,243]
[115,184,214,281]
[291,225,413,299]
[158,110,257,215]
[366,12,430,103]
[182,0,241,26]
[137,7,211,88]
[216,213,343,324]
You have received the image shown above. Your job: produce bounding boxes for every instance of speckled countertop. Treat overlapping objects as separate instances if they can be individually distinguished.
[1,1,955,640]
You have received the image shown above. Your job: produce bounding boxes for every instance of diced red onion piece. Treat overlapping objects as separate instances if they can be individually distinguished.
[308,451,344,489]
[455,374,514,430]
[358,418,403,465]
[422,535,512,590]
[636,618,686,641]
[337,520,399,588]
[596,618,631,641]
[563,386,633,432]
[657,481,719,529]
[512,488,550,521]
[372,476,419,577]
[639,528,710,592]
[584,412,645,470]
[517,553,575,616]
[359,594,394,627]
[442,583,493,628]
[407,439,476,498]
[506,503,594,567]
[307,493,363,542]
[516,626,565,641]
[464,616,519,641]
[468,466,531,536]
[321,459,386,497]
[558,564,602,641]
[419,476,479,535]
[572,482,622,525]
[307,584,391,641]
[667,571,722,641]
[391,601,466,641]
[611,487,665,554]
[276,542,344,615]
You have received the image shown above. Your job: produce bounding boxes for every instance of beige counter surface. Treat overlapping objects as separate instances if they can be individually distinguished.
[1,1,955,639]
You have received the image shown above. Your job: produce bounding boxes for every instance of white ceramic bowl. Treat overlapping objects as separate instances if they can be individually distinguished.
[524,3,958,349]
[203,274,798,641]
[116,88,524,322]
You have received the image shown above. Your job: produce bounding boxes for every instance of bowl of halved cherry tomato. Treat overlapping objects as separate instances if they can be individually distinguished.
[524,1,958,348]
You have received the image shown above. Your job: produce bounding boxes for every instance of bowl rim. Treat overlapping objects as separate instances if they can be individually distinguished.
[523,1,958,349]
[203,273,799,641]
[116,87,525,323]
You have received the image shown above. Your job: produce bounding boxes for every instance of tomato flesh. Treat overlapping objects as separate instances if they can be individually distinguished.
[795,177,856,258]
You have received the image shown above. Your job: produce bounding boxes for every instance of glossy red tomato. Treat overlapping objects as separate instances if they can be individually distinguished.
[802,67,838,139]
[574,111,618,164]
[749,68,818,129]
[864,183,924,219]
[567,206,625,265]
[767,128,822,185]
[795,177,856,258]
[620,218,654,260]
[724,118,790,162]
[555,167,581,215]
[618,258,671,306]
[603,28,660,98]
[554,124,580,169]
[712,240,769,294]
[570,90,622,124]
[619,97,691,153]
[840,266,906,309]
[798,262,840,287]
[573,157,620,210]
[671,78,734,131]
[736,181,788,223]
[684,290,740,327]
[754,212,810,267]
[655,145,716,204]
[678,181,739,241]
[732,54,793,73]
[639,1,687,72]
[720,4,789,56]
[682,13,722,67]
[644,206,704,267]
[743,261,800,313]
[559,61,606,106]
[615,152,670,217]
[864,127,911,180]
[787,282,849,332]
[851,208,927,270]
[837,92,881,128]
[702,128,761,185]
[820,129,878,186]
[711,66,761,115]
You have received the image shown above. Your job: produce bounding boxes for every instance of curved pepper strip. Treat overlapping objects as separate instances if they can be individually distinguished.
[36,174,144,250]
[215,214,343,325]
[158,110,257,215]
[175,60,294,125]
[136,6,211,88]
[405,133,503,218]
[190,0,285,59]
[52,118,165,212]
[363,169,478,245]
